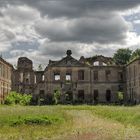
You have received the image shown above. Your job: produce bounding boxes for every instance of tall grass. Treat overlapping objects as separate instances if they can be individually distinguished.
[60,105,140,128]
[0,105,139,140]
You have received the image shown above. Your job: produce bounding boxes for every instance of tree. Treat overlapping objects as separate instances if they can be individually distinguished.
[130,49,140,61]
[118,92,124,104]
[53,89,61,105]
[113,48,132,65]
[38,64,43,71]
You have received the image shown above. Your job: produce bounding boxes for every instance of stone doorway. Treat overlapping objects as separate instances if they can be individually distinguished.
[65,91,73,103]
[106,90,111,102]
[78,90,85,103]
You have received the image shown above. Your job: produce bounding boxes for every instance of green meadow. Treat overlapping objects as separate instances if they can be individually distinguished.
[0,105,140,140]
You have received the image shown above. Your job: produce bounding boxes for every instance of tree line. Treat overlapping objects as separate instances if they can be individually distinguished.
[113,48,140,65]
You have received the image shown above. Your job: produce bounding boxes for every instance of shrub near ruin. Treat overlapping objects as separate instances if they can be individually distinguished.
[4,91,32,105]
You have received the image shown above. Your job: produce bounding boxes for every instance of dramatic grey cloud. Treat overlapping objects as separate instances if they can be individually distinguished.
[3,0,140,18]
[0,0,140,68]
[35,14,130,44]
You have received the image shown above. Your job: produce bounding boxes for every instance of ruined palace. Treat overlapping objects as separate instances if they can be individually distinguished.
[12,50,140,104]
[0,57,13,104]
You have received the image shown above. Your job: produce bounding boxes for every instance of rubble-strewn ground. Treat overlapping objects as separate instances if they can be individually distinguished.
[0,105,139,140]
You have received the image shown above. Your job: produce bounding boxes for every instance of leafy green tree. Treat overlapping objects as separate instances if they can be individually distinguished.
[113,48,132,65]
[5,91,32,105]
[130,49,140,61]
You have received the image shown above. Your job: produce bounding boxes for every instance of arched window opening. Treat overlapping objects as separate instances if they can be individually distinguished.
[54,73,60,81]
[94,90,99,102]
[106,89,111,102]
[78,70,84,80]
[66,73,71,81]
[93,61,99,66]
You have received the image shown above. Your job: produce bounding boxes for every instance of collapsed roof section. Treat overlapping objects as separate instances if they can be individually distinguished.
[79,55,116,66]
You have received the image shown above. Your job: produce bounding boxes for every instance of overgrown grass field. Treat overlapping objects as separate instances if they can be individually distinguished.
[0,105,140,140]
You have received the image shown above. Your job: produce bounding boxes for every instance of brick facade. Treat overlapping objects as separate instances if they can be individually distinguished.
[0,57,13,104]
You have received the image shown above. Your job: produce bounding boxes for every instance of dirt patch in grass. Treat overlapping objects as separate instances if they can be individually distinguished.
[52,110,140,140]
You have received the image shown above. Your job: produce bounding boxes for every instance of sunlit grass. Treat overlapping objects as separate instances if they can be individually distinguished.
[61,105,140,128]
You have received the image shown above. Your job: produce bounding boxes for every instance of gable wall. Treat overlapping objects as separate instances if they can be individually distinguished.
[126,59,140,103]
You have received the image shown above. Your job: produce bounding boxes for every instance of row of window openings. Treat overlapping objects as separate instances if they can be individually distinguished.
[54,71,123,81]
[20,70,123,83]
[54,71,84,81]
[54,74,72,81]
[20,75,71,85]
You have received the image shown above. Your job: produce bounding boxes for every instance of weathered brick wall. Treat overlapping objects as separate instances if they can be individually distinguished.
[91,66,125,103]
[126,59,140,103]
[0,58,12,104]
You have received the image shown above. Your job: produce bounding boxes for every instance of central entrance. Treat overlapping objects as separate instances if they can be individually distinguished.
[106,89,111,102]
[65,91,73,103]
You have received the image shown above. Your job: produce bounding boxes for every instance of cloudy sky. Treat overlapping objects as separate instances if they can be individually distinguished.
[1,0,140,69]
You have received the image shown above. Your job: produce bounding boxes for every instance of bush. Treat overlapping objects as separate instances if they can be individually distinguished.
[5,91,32,105]
[53,89,61,105]
[118,92,124,104]
[10,116,64,126]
